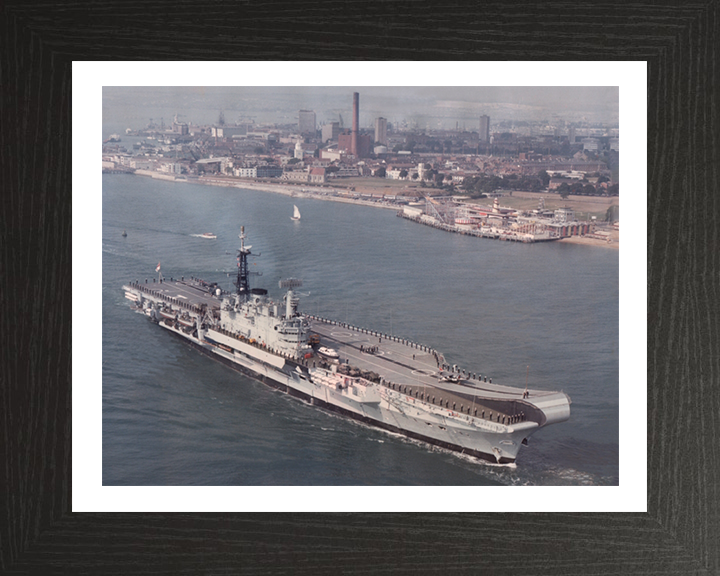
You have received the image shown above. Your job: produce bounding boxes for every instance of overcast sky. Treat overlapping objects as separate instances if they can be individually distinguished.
[103,86,619,131]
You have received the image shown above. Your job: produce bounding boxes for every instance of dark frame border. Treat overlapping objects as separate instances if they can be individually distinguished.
[2,2,718,574]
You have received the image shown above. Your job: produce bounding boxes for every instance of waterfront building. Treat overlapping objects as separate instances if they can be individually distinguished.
[256,165,283,178]
[309,167,326,183]
[233,166,258,178]
[282,170,309,182]
[195,157,232,173]
[130,159,154,170]
[554,207,576,222]
[160,162,183,174]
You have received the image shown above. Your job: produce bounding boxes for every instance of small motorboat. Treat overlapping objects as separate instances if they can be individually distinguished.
[199,232,217,239]
[121,230,127,237]
[318,346,339,359]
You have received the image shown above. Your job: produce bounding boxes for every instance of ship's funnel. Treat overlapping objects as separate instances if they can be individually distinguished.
[280,279,302,318]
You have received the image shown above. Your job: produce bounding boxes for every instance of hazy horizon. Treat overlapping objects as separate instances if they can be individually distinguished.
[103,86,619,132]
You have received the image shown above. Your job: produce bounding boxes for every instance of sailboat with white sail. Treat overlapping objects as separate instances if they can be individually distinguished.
[291,205,301,221]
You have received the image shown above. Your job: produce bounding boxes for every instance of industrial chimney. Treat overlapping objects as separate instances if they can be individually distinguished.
[351,92,359,156]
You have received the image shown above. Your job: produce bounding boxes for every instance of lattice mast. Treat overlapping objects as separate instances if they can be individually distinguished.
[234,226,260,299]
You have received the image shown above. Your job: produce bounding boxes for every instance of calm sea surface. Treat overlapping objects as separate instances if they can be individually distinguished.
[102,174,619,486]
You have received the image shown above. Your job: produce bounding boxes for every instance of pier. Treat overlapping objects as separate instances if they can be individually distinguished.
[397,211,559,243]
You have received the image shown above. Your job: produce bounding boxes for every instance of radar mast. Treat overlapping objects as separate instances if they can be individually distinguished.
[234,226,258,299]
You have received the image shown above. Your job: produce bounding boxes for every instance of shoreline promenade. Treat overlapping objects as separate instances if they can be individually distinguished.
[122,169,619,248]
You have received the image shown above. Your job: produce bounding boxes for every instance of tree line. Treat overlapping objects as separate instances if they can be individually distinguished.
[460,170,618,199]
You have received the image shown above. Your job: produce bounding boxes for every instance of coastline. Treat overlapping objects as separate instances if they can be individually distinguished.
[185,173,401,211]
[558,234,619,249]
[131,170,619,246]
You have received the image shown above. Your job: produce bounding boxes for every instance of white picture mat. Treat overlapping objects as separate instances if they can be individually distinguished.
[73,61,646,512]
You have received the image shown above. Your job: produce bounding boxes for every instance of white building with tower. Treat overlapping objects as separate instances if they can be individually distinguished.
[294,141,305,159]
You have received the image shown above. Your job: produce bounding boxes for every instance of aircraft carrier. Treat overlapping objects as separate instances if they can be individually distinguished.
[122,227,571,465]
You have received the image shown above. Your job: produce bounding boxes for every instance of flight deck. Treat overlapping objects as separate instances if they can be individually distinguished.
[306,315,558,424]
[122,225,571,464]
[124,277,559,425]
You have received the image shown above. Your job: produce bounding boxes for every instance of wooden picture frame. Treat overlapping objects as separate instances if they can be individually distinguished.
[2,2,717,573]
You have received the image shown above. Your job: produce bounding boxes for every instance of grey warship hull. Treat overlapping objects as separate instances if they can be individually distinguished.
[121,228,571,465]
[164,326,519,463]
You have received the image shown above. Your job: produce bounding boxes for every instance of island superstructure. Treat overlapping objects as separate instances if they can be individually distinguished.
[122,227,571,464]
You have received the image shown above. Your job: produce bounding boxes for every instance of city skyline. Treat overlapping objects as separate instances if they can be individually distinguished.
[103,86,619,132]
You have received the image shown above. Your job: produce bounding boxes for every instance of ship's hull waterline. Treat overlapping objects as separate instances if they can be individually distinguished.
[156,318,527,464]
[121,227,570,467]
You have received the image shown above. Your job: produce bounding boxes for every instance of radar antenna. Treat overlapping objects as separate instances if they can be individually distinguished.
[234,226,261,299]
[278,278,303,290]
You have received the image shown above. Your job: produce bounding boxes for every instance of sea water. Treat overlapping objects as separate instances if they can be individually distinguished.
[101,174,619,486]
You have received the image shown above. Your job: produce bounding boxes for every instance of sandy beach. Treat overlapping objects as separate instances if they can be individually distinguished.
[191,174,403,210]
[558,231,619,249]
